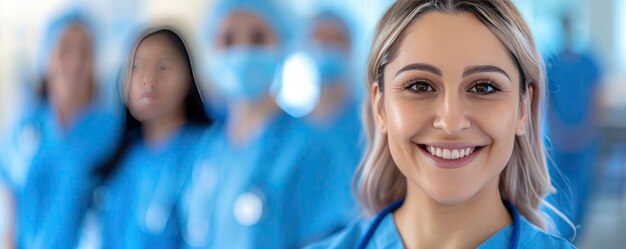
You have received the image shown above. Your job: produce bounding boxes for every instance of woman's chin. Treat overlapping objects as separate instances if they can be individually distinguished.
[425,186,478,206]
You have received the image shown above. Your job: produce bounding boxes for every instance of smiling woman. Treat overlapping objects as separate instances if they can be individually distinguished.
[305,0,575,248]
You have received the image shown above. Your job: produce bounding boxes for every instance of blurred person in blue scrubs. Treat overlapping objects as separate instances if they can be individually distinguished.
[93,27,212,249]
[544,14,604,242]
[178,0,357,248]
[0,9,123,249]
[302,9,364,173]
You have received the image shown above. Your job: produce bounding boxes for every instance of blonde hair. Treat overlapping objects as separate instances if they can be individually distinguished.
[356,0,562,231]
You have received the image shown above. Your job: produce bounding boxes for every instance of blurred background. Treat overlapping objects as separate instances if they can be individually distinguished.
[0,0,624,248]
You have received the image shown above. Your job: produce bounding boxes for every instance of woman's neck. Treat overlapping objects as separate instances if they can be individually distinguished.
[51,95,92,132]
[393,178,511,249]
[142,108,186,148]
[226,96,278,147]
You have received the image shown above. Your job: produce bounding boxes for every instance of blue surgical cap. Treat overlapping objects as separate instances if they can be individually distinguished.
[202,0,295,51]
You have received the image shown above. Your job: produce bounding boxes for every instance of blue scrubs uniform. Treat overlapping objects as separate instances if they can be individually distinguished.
[179,112,357,249]
[309,99,364,172]
[13,104,121,249]
[545,51,602,240]
[100,124,207,249]
[0,112,41,192]
[305,212,576,249]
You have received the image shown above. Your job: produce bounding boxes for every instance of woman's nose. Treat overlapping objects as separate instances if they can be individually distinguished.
[142,70,156,86]
[432,92,471,135]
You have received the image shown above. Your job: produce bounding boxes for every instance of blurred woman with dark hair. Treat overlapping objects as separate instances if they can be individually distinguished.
[95,27,211,248]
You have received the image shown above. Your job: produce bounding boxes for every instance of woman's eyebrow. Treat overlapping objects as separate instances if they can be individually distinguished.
[395,63,442,77]
[463,65,511,80]
[393,63,512,81]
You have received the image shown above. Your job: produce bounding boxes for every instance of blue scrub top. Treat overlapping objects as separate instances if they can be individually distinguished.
[309,98,364,172]
[100,124,207,249]
[179,111,358,249]
[547,51,602,125]
[545,50,603,241]
[13,103,122,249]
[305,211,575,249]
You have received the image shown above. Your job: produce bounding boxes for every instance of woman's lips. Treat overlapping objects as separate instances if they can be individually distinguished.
[417,144,484,169]
[140,92,157,101]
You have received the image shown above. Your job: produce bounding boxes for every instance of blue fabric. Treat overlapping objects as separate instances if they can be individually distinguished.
[178,111,357,249]
[545,143,598,241]
[308,45,351,86]
[100,124,207,249]
[305,210,575,249]
[545,51,603,242]
[12,104,122,249]
[547,52,601,124]
[0,110,44,192]
[208,46,280,101]
[309,99,364,173]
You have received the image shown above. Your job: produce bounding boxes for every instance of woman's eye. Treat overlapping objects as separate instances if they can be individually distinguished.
[468,82,500,94]
[250,29,266,45]
[223,32,234,47]
[159,65,170,71]
[405,81,435,93]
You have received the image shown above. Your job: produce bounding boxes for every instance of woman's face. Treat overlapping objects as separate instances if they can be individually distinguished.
[128,33,191,123]
[373,12,530,204]
[215,10,278,49]
[47,24,94,105]
[311,19,350,51]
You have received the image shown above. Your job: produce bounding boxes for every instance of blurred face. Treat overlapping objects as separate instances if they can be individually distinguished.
[373,12,529,205]
[47,24,94,105]
[215,10,278,49]
[128,33,191,123]
[311,19,350,51]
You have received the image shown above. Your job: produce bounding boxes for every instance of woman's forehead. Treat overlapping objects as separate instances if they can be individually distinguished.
[59,24,91,44]
[220,10,274,35]
[135,34,179,59]
[389,11,518,79]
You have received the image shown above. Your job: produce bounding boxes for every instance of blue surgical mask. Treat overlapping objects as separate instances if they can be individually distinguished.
[208,47,280,101]
[310,45,349,86]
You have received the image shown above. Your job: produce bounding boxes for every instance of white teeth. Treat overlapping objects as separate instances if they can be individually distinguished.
[442,149,451,159]
[426,145,477,160]
[451,149,460,159]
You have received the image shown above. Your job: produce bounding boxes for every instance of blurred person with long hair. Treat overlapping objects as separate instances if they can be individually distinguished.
[94,26,212,248]
[0,9,122,249]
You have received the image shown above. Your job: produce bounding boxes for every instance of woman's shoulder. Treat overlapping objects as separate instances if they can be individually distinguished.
[518,216,576,249]
[303,217,371,249]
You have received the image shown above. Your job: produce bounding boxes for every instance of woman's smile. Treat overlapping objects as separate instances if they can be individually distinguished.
[416,142,485,169]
